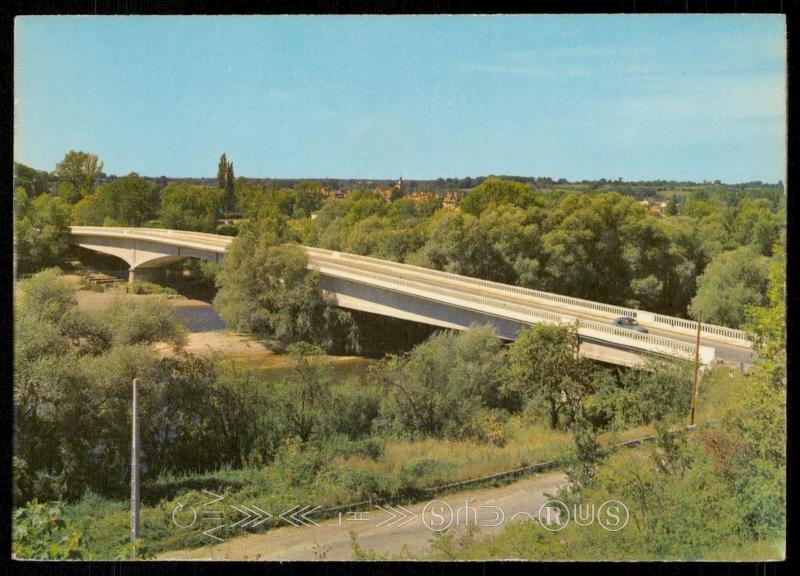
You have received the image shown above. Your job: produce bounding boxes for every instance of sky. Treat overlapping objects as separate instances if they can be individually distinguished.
[15,15,786,183]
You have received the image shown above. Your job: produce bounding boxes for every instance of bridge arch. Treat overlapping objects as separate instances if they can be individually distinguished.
[66,228,226,282]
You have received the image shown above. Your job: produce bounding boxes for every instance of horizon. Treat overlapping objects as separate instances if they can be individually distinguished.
[15,158,785,187]
[15,15,786,183]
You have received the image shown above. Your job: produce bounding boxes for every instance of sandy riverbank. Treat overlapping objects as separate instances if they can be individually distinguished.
[64,275,364,368]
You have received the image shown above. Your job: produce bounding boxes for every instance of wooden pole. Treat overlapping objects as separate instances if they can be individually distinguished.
[131,378,140,559]
[690,319,701,427]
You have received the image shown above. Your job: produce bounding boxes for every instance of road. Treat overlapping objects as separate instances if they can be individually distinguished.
[158,471,568,561]
[306,250,755,366]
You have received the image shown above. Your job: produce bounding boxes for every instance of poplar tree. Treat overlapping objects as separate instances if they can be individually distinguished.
[225,162,235,212]
[217,153,228,190]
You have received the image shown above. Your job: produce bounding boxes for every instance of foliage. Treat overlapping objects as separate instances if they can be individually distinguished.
[238,179,325,220]
[73,173,160,226]
[377,325,506,439]
[305,179,783,322]
[14,162,50,197]
[504,323,596,429]
[15,189,71,272]
[689,245,770,327]
[417,234,787,562]
[158,182,223,232]
[743,243,786,386]
[100,297,186,349]
[214,216,358,352]
[13,500,86,559]
[55,150,103,203]
[461,176,536,216]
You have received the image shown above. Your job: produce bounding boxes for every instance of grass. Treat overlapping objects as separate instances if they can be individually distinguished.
[55,364,745,558]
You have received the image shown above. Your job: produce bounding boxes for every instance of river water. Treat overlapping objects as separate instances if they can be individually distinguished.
[172,304,228,332]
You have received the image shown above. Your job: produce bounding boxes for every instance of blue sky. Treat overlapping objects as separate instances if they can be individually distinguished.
[15,15,786,183]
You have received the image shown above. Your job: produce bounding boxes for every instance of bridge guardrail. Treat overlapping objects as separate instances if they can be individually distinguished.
[312,260,700,359]
[305,246,750,346]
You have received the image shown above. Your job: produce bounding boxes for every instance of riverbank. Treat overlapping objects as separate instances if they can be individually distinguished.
[65,274,365,369]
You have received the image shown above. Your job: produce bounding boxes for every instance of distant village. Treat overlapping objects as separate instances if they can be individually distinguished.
[320,177,464,209]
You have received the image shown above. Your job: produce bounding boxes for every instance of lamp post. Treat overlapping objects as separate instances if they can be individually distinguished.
[131,378,140,559]
[689,318,701,427]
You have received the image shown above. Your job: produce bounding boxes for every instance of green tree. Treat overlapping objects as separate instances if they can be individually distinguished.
[73,173,159,227]
[377,325,506,439]
[504,324,589,429]
[15,190,71,273]
[217,153,229,190]
[461,177,534,216]
[225,161,236,212]
[214,217,358,352]
[14,162,50,197]
[278,343,333,441]
[688,246,770,327]
[158,183,223,232]
[100,297,186,349]
[55,150,103,203]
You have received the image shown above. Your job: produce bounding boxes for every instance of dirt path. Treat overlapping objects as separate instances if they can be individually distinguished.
[158,470,568,561]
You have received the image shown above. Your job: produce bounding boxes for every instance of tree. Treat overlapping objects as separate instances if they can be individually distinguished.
[378,325,506,439]
[214,216,358,352]
[72,174,159,227]
[55,151,103,202]
[460,177,535,216]
[100,297,186,349]
[688,246,770,327]
[217,153,237,213]
[225,162,236,212]
[14,162,50,197]
[158,183,222,232]
[15,190,71,273]
[217,153,228,190]
[278,343,333,441]
[743,244,786,387]
[728,199,781,256]
[416,212,509,281]
[504,323,589,429]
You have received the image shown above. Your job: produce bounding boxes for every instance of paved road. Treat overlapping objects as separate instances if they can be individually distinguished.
[159,471,568,561]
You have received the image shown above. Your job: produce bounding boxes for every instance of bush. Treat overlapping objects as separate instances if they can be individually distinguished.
[13,500,86,559]
[126,280,178,295]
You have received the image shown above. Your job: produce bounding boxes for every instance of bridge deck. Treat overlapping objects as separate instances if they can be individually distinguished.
[66,226,755,366]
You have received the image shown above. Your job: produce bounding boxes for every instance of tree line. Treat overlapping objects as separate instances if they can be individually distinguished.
[14,150,785,327]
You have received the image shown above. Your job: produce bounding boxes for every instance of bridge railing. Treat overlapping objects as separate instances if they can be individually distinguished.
[312,260,700,360]
[305,246,750,346]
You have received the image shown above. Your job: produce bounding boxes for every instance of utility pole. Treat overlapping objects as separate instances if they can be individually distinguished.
[690,318,701,427]
[131,378,140,559]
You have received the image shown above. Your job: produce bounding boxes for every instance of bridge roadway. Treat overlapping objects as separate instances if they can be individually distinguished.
[65,226,755,367]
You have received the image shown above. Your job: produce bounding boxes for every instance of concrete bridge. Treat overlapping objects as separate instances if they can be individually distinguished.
[65,226,755,368]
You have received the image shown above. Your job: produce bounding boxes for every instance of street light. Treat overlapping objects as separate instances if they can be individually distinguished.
[131,378,140,559]
[689,318,701,428]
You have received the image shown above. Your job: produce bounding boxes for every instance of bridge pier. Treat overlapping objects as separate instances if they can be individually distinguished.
[128,267,165,284]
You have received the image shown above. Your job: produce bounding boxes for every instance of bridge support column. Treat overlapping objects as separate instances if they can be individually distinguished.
[128,267,165,284]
